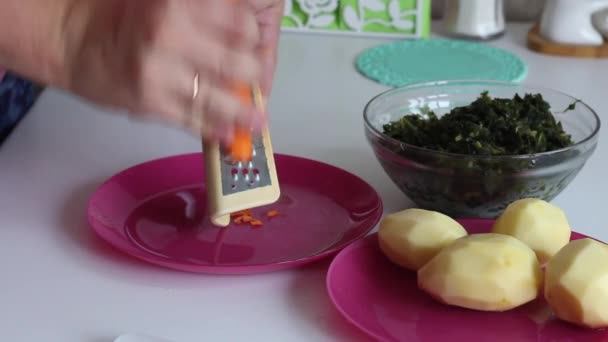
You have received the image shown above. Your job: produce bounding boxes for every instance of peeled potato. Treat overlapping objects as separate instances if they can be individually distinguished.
[545,238,608,329]
[418,233,542,311]
[378,208,467,271]
[492,198,571,264]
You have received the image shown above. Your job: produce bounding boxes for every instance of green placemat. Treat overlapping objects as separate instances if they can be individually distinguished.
[356,39,527,86]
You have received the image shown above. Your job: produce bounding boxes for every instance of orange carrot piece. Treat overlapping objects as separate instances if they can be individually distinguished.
[229,127,252,162]
[233,216,244,224]
[250,220,263,227]
[242,215,253,223]
[228,83,253,162]
[266,210,279,218]
[231,209,252,217]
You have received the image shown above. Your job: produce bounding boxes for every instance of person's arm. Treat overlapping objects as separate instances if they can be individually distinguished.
[0,0,266,142]
[0,0,72,86]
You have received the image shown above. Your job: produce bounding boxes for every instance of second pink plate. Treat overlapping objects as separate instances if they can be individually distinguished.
[327,218,608,342]
[87,153,382,274]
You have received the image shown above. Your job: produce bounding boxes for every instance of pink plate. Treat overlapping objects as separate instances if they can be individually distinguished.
[327,218,608,342]
[87,153,382,275]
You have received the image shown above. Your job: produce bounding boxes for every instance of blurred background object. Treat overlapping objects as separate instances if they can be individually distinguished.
[442,0,505,40]
[592,7,608,40]
[0,73,42,146]
[432,0,546,21]
[528,0,608,57]
[280,0,550,39]
[539,0,608,45]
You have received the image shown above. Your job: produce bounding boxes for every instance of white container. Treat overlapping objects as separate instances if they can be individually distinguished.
[540,0,608,46]
[443,0,505,40]
[592,7,608,41]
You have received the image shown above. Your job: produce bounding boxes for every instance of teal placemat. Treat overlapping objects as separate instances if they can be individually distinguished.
[356,38,527,86]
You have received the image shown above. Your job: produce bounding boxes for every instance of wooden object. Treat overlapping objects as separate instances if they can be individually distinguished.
[527,24,608,58]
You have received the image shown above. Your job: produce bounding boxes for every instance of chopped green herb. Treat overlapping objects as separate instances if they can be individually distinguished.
[375,91,583,218]
[382,91,575,156]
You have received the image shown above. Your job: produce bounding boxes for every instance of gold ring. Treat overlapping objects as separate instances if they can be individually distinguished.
[186,72,201,133]
[192,73,200,101]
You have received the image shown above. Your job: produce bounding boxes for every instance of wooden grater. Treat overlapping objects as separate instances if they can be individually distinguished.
[203,85,280,227]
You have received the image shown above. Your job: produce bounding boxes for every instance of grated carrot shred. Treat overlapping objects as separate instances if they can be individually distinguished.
[231,209,252,218]
[230,208,281,227]
[266,210,279,218]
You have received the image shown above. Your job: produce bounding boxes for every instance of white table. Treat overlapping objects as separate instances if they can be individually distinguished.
[1,23,607,342]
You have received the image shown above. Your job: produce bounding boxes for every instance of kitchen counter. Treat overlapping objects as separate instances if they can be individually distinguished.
[1,22,607,342]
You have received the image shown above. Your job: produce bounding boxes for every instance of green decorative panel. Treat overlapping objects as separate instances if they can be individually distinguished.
[281,0,341,30]
[281,0,431,38]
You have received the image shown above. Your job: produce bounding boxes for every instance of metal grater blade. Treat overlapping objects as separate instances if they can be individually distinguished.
[203,82,280,227]
[219,133,272,195]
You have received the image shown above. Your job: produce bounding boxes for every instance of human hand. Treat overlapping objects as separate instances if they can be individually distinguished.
[61,0,264,141]
[249,0,284,98]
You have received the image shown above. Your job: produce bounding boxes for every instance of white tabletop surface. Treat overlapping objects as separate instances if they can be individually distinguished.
[1,22,608,342]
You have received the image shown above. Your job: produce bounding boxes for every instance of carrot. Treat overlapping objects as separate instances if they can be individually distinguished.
[229,127,253,162]
[228,83,254,162]
[230,207,279,228]
[231,209,252,217]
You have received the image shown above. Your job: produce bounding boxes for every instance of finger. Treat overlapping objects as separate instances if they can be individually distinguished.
[121,52,202,133]
[257,46,278,98]
[200,121,235,144]
[189,6,261,83]
[196,41,262,86]
[188,2,261,83]
[141,3,262,90]
[186,73,246,140]
[159,1,260,52]
[199,85,257,129]
[159,22,261,86]
[220,2,261,50]
[185,1,261,50]
[136,54,196,118]
[253,3,283,95]
[248,0,285,13]
[147,1,260,49]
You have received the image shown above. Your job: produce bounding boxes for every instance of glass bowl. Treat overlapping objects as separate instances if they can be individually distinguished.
[364,80,601,218]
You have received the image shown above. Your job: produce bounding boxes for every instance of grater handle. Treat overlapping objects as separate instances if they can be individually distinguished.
[212,214,230,227]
